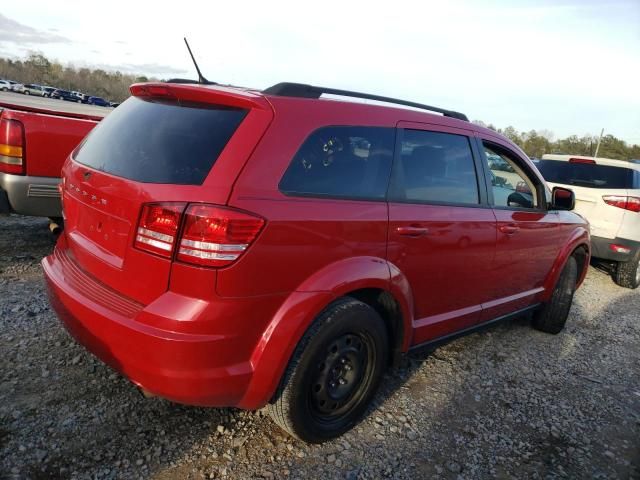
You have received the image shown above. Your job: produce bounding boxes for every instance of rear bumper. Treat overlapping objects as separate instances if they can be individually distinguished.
[591,235,640,262]
[0,172,61,217]
[42,240,283,408]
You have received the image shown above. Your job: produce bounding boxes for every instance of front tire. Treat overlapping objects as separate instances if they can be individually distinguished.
[614,252,640,289]
[268,297,389,443]
[532,256,578,334]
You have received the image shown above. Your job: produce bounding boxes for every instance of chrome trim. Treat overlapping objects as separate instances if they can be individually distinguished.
[179,238,247,252]
[135,235,172,251]
[178,247,239,261]
[137,227,174,244]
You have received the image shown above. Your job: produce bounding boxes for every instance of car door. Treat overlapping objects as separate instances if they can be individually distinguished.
[477,136,563,320]
[387,122,496,345]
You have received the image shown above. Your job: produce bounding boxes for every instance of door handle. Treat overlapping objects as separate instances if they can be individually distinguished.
[499,225,520,235]
[396,226,429,237]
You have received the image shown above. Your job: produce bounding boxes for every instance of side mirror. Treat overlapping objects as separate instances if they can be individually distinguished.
[551,187,575,211]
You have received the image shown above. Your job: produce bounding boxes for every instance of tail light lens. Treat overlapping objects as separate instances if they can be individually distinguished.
[134,203,265,267]
[0,118,25,174]
[177,204,264,267]
[603,195,640,213]
[134,203,185,257]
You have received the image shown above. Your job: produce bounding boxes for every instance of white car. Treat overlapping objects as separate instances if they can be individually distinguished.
[538,154,640,289]
[0,80,12,91]
[11,83,25,93]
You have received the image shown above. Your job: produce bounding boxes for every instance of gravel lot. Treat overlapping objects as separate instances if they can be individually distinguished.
[1,214,639,480]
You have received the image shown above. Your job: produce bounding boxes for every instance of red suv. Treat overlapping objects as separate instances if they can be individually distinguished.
[43,82,590,442]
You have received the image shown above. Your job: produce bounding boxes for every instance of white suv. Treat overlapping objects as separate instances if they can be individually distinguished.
[537,154,640,289]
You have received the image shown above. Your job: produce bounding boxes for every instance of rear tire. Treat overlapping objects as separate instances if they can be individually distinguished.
[532,256,578,334]
[268,297,389,443]
[614,252,640,289]
[24,91,30,95]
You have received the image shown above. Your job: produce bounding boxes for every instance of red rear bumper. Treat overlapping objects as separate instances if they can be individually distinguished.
[43,244,281,408]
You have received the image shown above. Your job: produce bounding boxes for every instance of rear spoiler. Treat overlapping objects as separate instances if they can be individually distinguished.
[0,100,106,122]
[130,83,271,111]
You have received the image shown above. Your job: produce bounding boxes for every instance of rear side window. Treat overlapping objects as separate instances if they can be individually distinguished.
[74,96,247,184]
[537,160,635,189]
[389,129,479,205]
[279,126,395,200]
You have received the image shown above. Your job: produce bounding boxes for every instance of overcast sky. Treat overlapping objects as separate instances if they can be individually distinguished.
[1,0,639,144]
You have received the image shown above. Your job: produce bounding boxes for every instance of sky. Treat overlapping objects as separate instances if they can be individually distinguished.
[1,0,639,144]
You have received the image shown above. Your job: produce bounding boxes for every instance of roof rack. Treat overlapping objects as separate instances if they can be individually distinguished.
[263,82,469,121]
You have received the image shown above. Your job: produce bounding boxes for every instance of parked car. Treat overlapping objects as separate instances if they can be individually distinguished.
[538,154,640,288]
[43,81,590,443]
[0,80,12,91]
[51,89,78,102]
[22,84,47,96]
[11,83,25,94]
[42,86,57,97]
[0,94,105,223]
[87,96,110,107]
[70,91,88,103]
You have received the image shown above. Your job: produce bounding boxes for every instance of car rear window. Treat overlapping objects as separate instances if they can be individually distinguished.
[537,160,635,189]
[74,96,247,184]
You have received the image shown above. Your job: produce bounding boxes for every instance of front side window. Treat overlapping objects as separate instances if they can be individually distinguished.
[389,129,479,205]
[483,143,539,209]
[279,126,395,200]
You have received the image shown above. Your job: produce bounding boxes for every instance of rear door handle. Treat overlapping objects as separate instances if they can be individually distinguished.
[396,226,429,237]
[499,225,520,235]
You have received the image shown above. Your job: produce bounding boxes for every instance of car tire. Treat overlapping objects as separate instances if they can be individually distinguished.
[614,252,640,289]
[1,87,7,92]
[268,297,389,443]
[532,256,578,334]
[24,91,30,95]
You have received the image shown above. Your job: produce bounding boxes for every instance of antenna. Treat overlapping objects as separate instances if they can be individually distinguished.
[183,37,214,85]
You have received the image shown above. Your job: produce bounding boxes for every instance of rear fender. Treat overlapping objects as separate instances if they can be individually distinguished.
[541,227,590,302]
[238,256,414,409]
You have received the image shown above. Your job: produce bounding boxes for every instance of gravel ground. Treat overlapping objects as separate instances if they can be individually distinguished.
[1,214,639,480]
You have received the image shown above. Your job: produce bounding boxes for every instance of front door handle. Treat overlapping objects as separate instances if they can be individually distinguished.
[396,226,429,237]
[499,224,520,235]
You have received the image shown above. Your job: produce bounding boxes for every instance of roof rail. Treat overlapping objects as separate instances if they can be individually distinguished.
[263,82,469,121]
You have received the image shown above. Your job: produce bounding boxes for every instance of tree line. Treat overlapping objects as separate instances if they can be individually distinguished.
[1,54,638,160]
[0,54,156,102]
[474,121,640,162]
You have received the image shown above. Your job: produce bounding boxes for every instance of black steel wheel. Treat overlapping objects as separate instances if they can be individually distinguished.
[268,297,389,442]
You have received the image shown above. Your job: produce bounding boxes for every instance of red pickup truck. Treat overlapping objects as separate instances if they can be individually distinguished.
[0,96,107,224]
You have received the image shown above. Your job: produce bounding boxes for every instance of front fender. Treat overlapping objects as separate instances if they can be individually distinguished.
[541,226,590,302]
[238,256,414,409]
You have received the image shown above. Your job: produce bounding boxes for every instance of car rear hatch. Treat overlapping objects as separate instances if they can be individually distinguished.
[60,83,273,304]
[537,158,636,239]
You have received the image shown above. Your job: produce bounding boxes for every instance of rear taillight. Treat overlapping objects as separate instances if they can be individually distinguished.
[0,118,25,174]
[177,204,265,267]
[603,195,640,213]
[134,203,185,258]
[134,203,265,267]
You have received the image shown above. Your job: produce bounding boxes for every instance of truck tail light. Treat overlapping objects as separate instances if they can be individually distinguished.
[134,203,185,258]
[0,118,25,174]
[603,195,640,213]
[177,204,265,267]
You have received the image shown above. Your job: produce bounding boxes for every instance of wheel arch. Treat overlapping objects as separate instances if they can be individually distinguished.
[238,256,414,409]
[541,227,590,301]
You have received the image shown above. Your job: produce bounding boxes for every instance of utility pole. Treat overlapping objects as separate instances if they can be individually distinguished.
[594,128,604,159]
